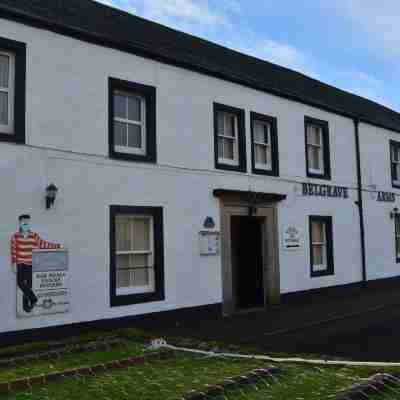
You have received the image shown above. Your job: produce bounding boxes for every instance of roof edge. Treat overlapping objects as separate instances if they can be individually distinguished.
[0,3,399,134]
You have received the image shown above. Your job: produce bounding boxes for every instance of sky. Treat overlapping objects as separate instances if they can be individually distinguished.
[95,0,400,111]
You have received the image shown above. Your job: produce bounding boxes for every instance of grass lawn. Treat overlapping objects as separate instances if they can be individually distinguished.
[213,364,382,400]
[0,341,147,382]
[2,354,269,400]
[2,328,400,399]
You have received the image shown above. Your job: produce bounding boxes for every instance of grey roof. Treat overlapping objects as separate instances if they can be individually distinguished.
[1,0,400,133]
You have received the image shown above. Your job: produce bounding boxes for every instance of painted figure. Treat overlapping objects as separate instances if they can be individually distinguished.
[11,214,62,313]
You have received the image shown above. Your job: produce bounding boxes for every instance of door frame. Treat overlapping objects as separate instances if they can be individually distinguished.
[219,197,281,316]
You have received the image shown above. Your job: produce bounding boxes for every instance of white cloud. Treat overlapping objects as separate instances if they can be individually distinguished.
[92,0,397,110]
[334,0,400,60]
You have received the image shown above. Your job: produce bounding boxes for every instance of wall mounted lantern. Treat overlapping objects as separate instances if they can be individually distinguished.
[45,183,58,210]
[390,207,399,219]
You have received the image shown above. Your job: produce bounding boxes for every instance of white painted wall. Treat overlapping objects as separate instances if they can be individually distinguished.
[359,122,400,281]
[0,17,382,334]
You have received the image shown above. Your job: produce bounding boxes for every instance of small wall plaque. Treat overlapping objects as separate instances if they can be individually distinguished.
[282,225,302,251]
[199,231,220,255]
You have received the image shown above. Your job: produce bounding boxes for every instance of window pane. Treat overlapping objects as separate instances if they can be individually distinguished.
[396,237,400,257]
[114,93,126,119]
[396,216,400,235]
[133,254,149,268]
[132,268,150,286]
[312,245,324,266]
[307,125,321,146]
[393,146,400,162]
[311,221,325,243]
[114,121,127,147]
[0,92,8,125]
[223,138,234,160]
[254,121,269,143]
[308,146,320,170]
[116,217,133,251]
[225,114,236,137]
[128,96,141,121]
[0,55,9,88]
[133,219,150,251]
[218,137,223,158]
[255,144,267,165]
[217,112,224,135]
[128,124,142,148]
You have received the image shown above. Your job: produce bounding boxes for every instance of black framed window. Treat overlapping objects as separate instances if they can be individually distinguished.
[109,78,156,163]
[309,215,334,277]
[213,102,246,172]
[395,214,400,263]
[0,37,26,144]
[251,112,279,176]
[390,140,400,189]
[305,116,331,180]
[110,205,164,307]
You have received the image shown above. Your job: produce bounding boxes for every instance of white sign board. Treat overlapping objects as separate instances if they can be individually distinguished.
[282,225,302,251]
[17,249,69,318]
[199,231,220,255]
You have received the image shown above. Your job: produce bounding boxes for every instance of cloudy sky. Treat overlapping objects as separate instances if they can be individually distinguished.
[95,0,400,111]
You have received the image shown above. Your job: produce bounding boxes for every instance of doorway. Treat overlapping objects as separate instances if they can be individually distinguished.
[231,216,264,310]
[218,201,281,316]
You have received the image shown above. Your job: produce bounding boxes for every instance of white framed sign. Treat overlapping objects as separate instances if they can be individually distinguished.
[17,249,69,318]
[199,231,220,255]
[282,225,302,251]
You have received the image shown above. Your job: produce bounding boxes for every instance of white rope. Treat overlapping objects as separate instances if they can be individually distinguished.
[158,342,400,368]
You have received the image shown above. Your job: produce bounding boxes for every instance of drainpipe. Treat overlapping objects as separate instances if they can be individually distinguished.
[354,117,367,286]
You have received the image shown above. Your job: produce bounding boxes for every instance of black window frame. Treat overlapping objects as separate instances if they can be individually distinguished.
[0,36,26,144]
[213,102,246,172]
[108,77,156,163]
[110,205,165,307]
[309,215,334,277]
[250,111,279,176]
[305,116,331,180]
[394,213,400,264]
[390,140,400,189]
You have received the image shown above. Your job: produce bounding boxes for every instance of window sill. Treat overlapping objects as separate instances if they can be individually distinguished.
[0,132,23,143]
[311,269,334,278]
[114,146,146,156]
[252,165,278,177]
[306,171,331,181]
[116,286,155,296]
[111,291,164,307]
[109,149,156,163]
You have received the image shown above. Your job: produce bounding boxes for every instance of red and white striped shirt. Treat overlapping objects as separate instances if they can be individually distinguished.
[11,232,61,265]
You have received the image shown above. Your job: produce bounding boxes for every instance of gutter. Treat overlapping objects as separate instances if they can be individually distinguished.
[354,118,367,285]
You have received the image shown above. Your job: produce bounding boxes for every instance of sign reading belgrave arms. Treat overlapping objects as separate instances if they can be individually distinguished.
[302,183,349,199]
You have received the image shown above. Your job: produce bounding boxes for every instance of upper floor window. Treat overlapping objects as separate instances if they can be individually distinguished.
[305,116,331,180]
[110,205,165,307]
[213,103,246,172]
[0,37,26,144]
[309,215,334,277]
[251,112,279,176]
[0,51,14,134]
[390,140,400,188]
[109,78,156,163]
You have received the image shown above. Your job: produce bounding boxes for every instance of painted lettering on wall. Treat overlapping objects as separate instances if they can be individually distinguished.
[377,191,395,202]
[302,183,349,199]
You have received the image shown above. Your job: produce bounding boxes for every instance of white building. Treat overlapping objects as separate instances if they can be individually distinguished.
[1,0,400,338]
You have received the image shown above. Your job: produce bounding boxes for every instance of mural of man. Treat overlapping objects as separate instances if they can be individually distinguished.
[11,214,63,313]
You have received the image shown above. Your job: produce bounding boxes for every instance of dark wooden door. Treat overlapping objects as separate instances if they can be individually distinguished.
[231,216,264,309]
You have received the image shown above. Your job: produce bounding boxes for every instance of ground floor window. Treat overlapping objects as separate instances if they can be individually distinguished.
[395,214,400,263]
[110,205,164,306]
[309,215,334,277]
